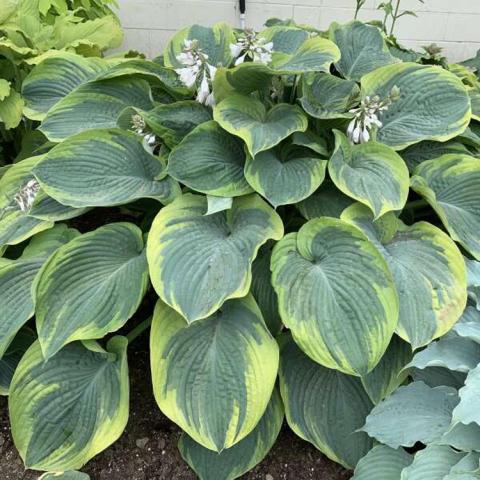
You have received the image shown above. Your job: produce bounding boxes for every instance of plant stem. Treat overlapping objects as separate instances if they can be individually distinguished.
[126,316,152,344]
[289,75,299,104]
[390,0,402,35]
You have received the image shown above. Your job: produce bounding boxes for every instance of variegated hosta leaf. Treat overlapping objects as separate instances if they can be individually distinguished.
[164,22,235,68]
[361,335,413,405]
[454,307,480,342]
[0,224,78,357]
[147,193,283,323]
[411,154,480,261]
[33,129,179,208]
[150,297,279,452]
[352,445,413,480]
[213,94,308,157]
[178,389,284,480]
[406,332,480,373]
[330,21,398,81]
[361,63,471,150]
[22,52,108,120]
[300,72,359,119]
[251,243,283,336]
[40,77,154,142]
[39,472,90,480]
[401,140,471,172]
[9,337,129,471]
[291,131,329,157]
[279,334,374,469]
[342,204,467,349]
[401,445,465,480]
[118,101,212,149]
[466,259,480,309]
[0,327,35,396]
[453,364,480,426]
[362,382,459,448]
[244,144,327,207]
[296,181,353,220]
[35,223,148,359]
[271,217,398,376]
[168,120,252,197]
[329,131,410,218]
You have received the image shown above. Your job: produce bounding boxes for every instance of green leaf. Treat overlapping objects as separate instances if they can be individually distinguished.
[244,144,327,207]
[279,334,374,469]
[362,382,459,448]
[33,129,179,208]
[150,296,279,452]
[329,131,410,218]
[330,21,399,81]
[453,364,480,426]
[361,63,471,150]
[439,422,480,452]
[35,223,148,359]
[0,224,78,357]
[361,335,413,404]
[0,327,35,396]
[401,445,465,480]
[271,217,398,376]
[213,94,308,157]
[352,445,413,480]
[300,72,360,119]
[411,367,466,390]
[147,193,283,323]
[10,337,129,471]
[454,307,480,343]
[206,195,233,215]
[40,77,153,142]
[342,204,467,349]
[168,121,252,197]
[39,471,90,479]
[411,154,480,261]
[178,389,284,480]
[164,22,235,68]
[0,88,24,129]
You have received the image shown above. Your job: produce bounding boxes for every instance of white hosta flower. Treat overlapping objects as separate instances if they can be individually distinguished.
[14,179,40,212]
[230,29,274,65]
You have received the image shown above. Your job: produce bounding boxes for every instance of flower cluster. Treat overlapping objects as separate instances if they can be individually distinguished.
[347,86,400,144]
[229,29,274,65]
[14,179,40,212]
[175,39,216,106]
[131,114,156,147]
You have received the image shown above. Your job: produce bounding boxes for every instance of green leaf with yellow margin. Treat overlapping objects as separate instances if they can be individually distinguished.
[9,336,129,471]
[271,216,398,376]
[150,296,279,452]
[147,193,283,323]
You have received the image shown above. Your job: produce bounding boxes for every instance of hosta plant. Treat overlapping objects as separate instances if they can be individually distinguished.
[1,13,480,480]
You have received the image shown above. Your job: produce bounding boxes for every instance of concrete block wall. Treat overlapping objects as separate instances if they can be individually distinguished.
[116,0,480,62]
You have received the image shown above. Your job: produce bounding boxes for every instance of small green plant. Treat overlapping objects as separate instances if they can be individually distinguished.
[1,10,480,480]
[378,0,425,35]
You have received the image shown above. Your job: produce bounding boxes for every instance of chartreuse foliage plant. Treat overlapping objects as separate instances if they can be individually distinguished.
[1,11,480,480]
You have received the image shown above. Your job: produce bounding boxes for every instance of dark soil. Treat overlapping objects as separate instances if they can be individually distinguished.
[0,332,350,480]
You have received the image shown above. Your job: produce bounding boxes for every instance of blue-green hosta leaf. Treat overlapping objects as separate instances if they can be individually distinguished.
[453,364,480,426]
[0,327,35,396]
[279,334,374,469]
[245,144,327,207]
[118,101,212,149]
[0,225,78,357]
[352,445,413,480]
[342,204,467,349]
[362,382,459,449]
[40,77,153,142]
[168,121,252,197]
[401,141,471,172]
[213,94,308,157]
[330,21,398,81]
[296,181,353,220]
[439,422,480,452]
[454,307,480,342]
[329,131,410,218]
[411,367,466,390]
[206,195,233,215]
[9,337,129,471]
[150,296,279,452]
[22,52,108,120]
[411,154,480,261]
[300,72,359,119]
[35,223,148,359]
[401,445,465,480]
[291,130,329,157]
[164,22,235,68]
[147,193,283,323]
[33,129,179,208]
[361,335,413,405]
[271,217,398,376]
[178,389,284,480]
[466,259,480,309]
[406,333,480,373]
[361,63,471,150]
[39,472,90,480]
